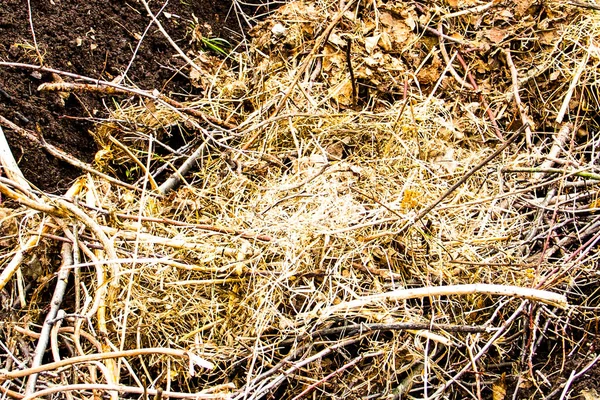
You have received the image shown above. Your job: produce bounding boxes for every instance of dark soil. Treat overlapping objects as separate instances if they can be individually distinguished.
[0,0,264,193]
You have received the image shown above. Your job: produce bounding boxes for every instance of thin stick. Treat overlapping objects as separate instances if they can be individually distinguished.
[0,115,152,194]
[107,135,159,190]
[438,22,474,90]
[25,242,74,394]
[0,178,120,289]
[556,41,590,123]
[21,384,228,400]
[139,0,211,79]
[158,141,208,194]
[280,322,491,345]
[0,348,213,382]
[26,0,43,64]
[235,336,366,400]
[0,169,84,293]
[431,301,528,398]
[37,80,233,129]
[441,0,495,20]
[558,354,600,400]
[122,1,169,81]
[290,351,383,400]
[502,166,600,181]
[318,284,566,317]
[0,62,233,129]
[534,123,573,180]
[504,49,533,147]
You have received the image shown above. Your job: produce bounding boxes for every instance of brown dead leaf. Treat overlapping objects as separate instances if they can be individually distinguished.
[322,45,345,72]
[331,79,354,106]
[417,53,443,85]
[514,0,537,17]
[486,27,508,44]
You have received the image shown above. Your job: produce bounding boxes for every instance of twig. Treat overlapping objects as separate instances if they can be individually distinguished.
[558,353,600,400]
[122,1,169,81]
[541,216,600,264]
[420,24,470,46]
[21,384,228,400]
[568,0,600,9]
[139,0,212,80]
[366,125,524,240]
[502,167,600,181]
[438,22,474,90]
[23,384,227,400]
[280,322,491,345]
[441,0,495,20]
[14,326,102,352]
[0,62,233,129]
[0,168,85,292]
[26,0,43,64]
[317,284,567,318]
[0,177,120,289]
[504,49,534,147]
[466,335,483,400]
[158,141,208,194]
[0,348,213,383]
[556,41,590,123]
[107,135,159,190]
[37,80,234,129]
[25,242,74,394]
[0,115,153,194]
[234,336,366,400]
[290,351,383,400]
[430,301,528,398]
[535,123,573,180]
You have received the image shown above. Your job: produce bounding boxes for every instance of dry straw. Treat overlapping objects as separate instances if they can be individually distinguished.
[1,0,599,399]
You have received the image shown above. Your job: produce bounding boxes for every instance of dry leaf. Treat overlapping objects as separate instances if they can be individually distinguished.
[331,79,354,106]
[365,35,381,54]
[492,374,506,400]
[379,31,393,51]
[486,27,507,44]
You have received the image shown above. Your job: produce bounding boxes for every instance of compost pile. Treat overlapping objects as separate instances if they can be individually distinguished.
[1,0,600,399]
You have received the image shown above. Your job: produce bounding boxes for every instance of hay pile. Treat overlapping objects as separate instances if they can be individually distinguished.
[1,0,599,399]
